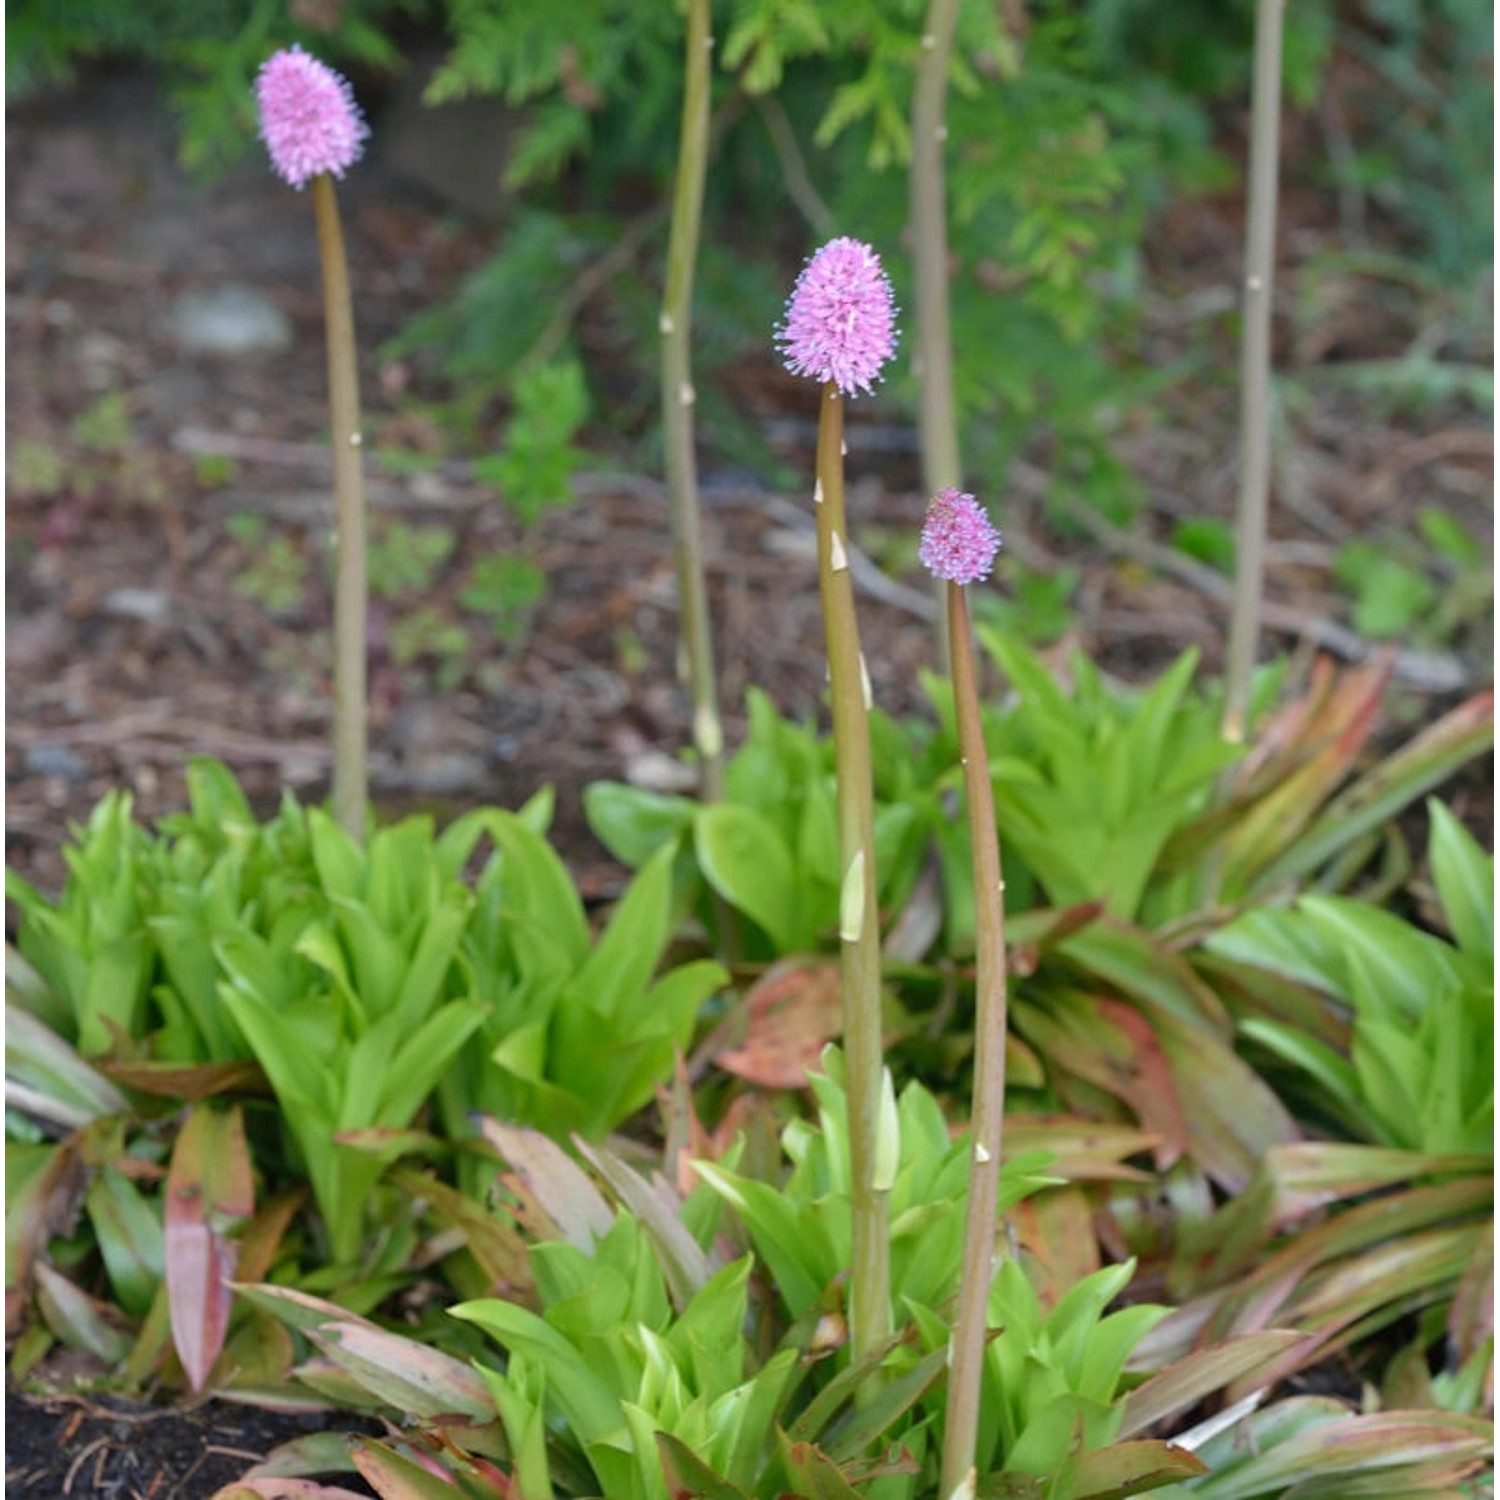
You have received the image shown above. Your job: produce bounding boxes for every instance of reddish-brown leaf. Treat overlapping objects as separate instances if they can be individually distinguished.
[714,959,844,1089]
[165,1102,254,1392]
[98,1058,269,1100]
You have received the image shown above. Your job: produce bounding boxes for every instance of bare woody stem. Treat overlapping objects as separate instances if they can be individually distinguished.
[660,0,725,802]
[312,173,368,842]
[812,381,891,1364]
[1222,0,1285,744]
[911,0,963,667]
[939,580,1011,1500]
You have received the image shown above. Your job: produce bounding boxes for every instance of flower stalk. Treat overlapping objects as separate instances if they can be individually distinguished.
[920,490,1009,1500]
[312,174,368,841]
[777,236,899,1365]
[813,383,891,1363]
[660,0,725,805]
[1222,0,1285,744]
[256,46,370,841]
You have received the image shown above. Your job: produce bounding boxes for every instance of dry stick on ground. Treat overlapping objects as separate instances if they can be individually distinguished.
[1221,0,1285,743]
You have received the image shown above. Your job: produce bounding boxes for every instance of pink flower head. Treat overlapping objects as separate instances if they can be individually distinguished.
[777,236,898,396]
[255,46,368,189]
[919,489,1002,585]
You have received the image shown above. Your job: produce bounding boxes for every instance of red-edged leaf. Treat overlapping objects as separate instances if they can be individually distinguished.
[166,1103,254,1392]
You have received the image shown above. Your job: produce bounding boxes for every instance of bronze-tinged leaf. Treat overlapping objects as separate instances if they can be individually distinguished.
[1071,1439,1208,1498]
[714,959,844,1090]
[1004,1117,1160,1182]
[98,1058,269,1100]
[5,1139,87,1320]
[1011,1186,1101,1307]
[575,1138,714,1310]
[166,1103,254,1393]
[1011,994,1188,1171]
[1151,1007,1299,1194]
[1262,686,1496,891]
[1447,1218,1493,1365]
[349,1438,470,1499]
[34,1261,133,1363]
[207,1482,373,1499]
[778,1435,865,1500]
[1218,654,1392,893]
[477,1119,613,1251]
[656,1432,753,1499]
[310,1321,495,1422]
[389,1168,533,1301]
[236,1190,309,1287]
[1118,1330,1306,1438]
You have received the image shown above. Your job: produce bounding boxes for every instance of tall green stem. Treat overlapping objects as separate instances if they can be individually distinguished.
[312,173,368,841]
[939,582,1011,1499]
[912,0,963,666]
[1222,0,1285,744]
[661,0,725,802]
[813,382,891,1363]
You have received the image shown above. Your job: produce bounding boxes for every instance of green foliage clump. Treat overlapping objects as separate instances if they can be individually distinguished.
[6,761,726,1271]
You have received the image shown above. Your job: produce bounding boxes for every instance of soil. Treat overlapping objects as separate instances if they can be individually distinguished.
[4,1385,382,1498]
[4,55,1492,1499]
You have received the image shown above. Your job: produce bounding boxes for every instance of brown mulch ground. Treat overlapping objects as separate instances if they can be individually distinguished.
[8,65,1492,903]
[4,58,1492,1497]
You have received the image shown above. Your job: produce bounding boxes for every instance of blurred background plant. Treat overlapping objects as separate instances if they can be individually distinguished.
[10,0,1490,523]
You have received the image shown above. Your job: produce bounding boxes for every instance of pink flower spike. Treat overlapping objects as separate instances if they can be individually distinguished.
[920,489,1002,586]
[256,46,368,189]
[777,237,898,397]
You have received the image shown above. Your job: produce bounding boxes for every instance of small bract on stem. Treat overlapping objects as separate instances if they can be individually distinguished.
[778,235,898,1371]
[255,45,370,843]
